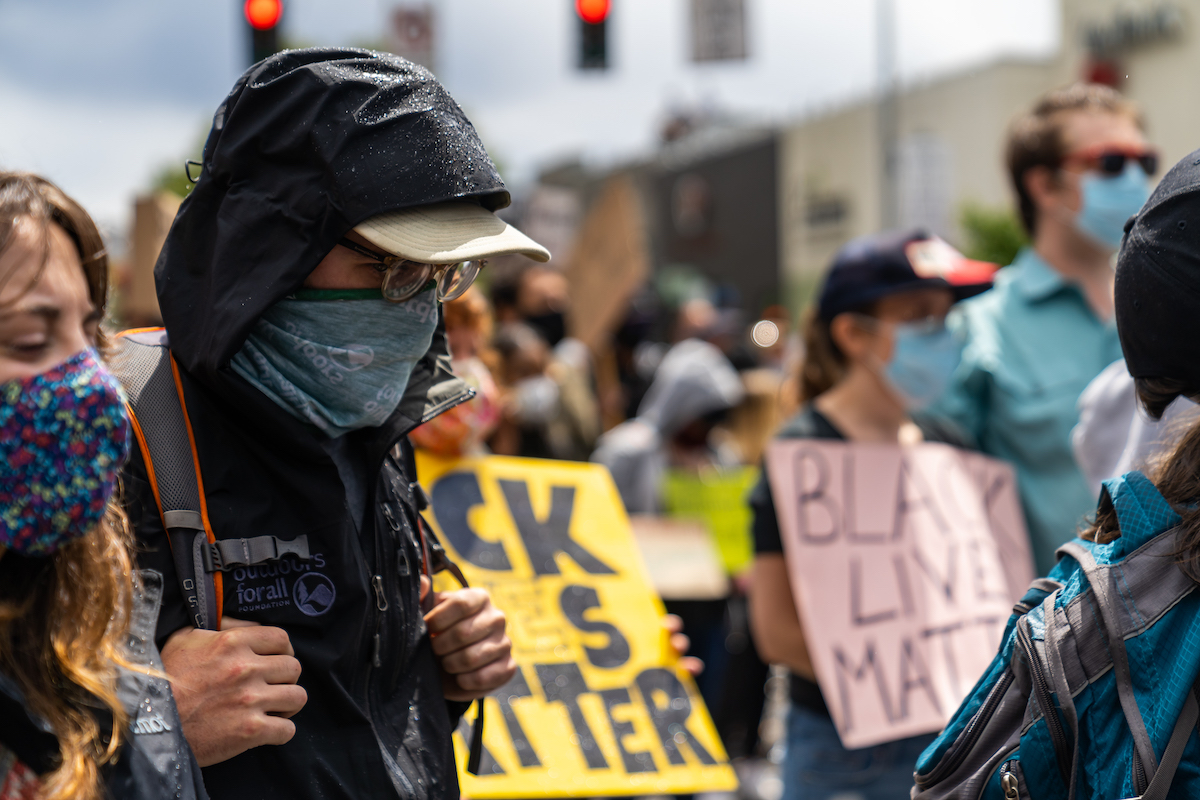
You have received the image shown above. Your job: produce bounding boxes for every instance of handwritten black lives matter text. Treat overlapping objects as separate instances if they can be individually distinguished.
[785,446,1013,735]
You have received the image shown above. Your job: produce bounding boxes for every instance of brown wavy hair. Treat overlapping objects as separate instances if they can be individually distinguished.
[1082,377,1200,581]
[0,171,136,800]
[1006,82,1142,237]
[798,302,882,403]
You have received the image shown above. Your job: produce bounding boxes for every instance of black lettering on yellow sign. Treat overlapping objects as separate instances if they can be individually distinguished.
[495,670,541,768]
[431,472,512,570]
[560,585,630,668]
[432,475,619,577]
[418,454,736,794]
[598,688,655,773]
[537,662,610,769]
[458,663,721,776]
[635,668,717,766]
[498,480,616,576]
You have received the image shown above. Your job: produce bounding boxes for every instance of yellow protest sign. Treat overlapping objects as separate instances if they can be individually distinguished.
[417,453,738,798]
[661,466,759,575]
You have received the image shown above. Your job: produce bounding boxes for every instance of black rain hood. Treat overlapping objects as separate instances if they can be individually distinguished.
[155,47,510,379]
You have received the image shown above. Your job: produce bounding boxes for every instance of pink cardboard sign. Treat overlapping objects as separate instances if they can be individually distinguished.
[765,440,1034,749]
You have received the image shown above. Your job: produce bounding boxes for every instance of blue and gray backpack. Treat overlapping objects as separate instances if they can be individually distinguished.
[913,471,1200,800]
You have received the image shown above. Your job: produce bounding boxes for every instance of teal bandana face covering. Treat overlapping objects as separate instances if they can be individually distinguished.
[230,289,439,437]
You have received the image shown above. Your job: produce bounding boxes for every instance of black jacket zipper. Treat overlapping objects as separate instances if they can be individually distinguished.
[1015,622,1072,785]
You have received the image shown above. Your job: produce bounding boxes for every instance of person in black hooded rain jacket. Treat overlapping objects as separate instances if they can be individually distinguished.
[119,49,550,799]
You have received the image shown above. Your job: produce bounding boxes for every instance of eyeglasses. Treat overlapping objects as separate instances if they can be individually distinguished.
[338,238,484,303]
[1061,145,1159,177]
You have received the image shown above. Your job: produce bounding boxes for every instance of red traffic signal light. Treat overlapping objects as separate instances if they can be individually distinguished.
[245,0,283,31]
[576,0,610,25]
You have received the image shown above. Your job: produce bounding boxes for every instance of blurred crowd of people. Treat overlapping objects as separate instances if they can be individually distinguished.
[408,79,1195,800]
[409,263,793,476]
[8,42,1200,800]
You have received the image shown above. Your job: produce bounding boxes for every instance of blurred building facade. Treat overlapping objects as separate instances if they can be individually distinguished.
[526,126,782,324]
[647,128,780,315]
[780,0,1197,300]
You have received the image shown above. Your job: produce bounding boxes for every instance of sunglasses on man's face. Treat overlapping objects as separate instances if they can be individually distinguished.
[338,238,483,303]
[1062,145,1159,178]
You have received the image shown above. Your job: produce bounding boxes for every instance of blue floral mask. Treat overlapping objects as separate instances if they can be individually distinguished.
[0,349,131,556]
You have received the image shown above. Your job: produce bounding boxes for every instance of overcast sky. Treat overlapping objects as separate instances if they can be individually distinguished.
[0,0,1057,241]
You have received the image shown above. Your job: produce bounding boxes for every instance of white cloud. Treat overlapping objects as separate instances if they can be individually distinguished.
[0,76,207,235]
[0,0,1059,225]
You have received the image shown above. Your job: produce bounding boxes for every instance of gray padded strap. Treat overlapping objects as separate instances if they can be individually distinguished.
[163,510,204,531]
[109,333,203,516]
[110,334,218,630]
[1058,541,1159,776]
[1041,593,1081,800]
[1139,688,1199,800]
[1056,532,1193,697]
[205,535,310,572]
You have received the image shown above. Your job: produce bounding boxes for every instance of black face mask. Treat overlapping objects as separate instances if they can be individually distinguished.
[525,311,566,347]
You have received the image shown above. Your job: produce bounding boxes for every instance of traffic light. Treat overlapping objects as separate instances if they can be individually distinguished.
[244,0,283,65]
[576,0,609,70]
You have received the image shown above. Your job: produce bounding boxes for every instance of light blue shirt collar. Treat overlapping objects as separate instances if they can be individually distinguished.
[1010,247,1070,303]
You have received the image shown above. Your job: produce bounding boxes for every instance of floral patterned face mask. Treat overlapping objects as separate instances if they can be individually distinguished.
[0,348,131,556]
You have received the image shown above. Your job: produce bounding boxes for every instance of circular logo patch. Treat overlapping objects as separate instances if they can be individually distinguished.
[293,572,337,616]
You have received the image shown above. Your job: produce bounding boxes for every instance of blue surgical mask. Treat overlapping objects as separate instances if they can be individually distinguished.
[230,288,440,437]
[883,320,963,411]
[1075,163,1151,250]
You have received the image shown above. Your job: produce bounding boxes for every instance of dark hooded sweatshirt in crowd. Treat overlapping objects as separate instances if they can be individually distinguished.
[120,49,510,800]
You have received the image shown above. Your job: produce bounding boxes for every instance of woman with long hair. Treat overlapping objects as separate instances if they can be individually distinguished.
[0,172,206,800]
[746,230,994,800]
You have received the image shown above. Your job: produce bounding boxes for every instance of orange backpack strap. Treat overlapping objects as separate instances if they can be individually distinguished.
[110,329,223,630]
[111,330,313,631]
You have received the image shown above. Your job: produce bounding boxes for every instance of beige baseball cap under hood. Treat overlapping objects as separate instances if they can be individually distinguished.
[354,201,550,264]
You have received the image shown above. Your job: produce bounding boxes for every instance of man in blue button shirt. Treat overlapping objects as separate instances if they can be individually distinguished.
[937,83,1156,574]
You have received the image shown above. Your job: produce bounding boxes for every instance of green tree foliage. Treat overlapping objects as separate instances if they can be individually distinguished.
[150,161,193,199]
[959,202,1028,267]
[149,127,211,200]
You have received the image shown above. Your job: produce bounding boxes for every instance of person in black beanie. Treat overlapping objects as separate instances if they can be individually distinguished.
[914,147,1200,800]
[1115,155,1200,392]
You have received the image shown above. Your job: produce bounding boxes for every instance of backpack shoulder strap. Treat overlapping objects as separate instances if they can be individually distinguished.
[110,329,223,631]
[1058,540,1160,780]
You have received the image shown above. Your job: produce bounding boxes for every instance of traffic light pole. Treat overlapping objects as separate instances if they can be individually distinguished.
[244,0,283,66]
[251,25,279,65]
